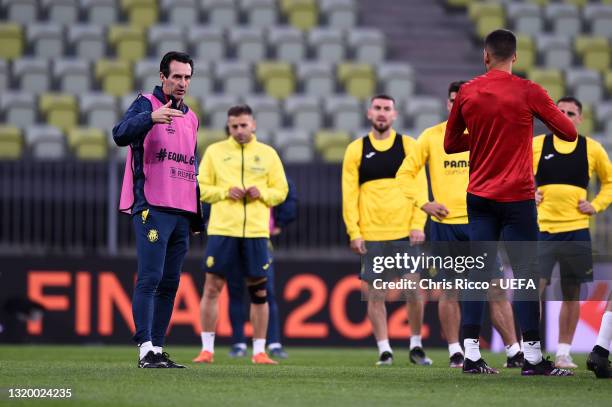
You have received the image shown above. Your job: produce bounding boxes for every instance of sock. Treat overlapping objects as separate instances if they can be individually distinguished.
[138,341,154,360]
[152,346,162,355]
[448,342,463,357]
[556,342,571,357]
[268,342,282,350]
[201,332,215,353]
[253,338,266,355]
[234,342,247,350]
[505,342,520,358]
[523,340,543,365]
[410,335,422,350]
[463,338,481,362]
[377,339,392,355]
[595,311,612,350]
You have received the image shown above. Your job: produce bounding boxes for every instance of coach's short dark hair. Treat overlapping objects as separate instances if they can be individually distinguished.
[484,29,517,61]
[370,94,396,105]
[160,51,193,78]
[557,96,582,114]
[227,104,253,118]
[448,81,466,98]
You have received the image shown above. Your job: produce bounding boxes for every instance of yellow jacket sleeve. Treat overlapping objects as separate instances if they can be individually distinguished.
[396,131,430,209]
[590,140,612,213]
[259,149,289,207]
[533,135,545,175]
[342,140,362,241]
[410,166,428,231]
[198,147,228,203]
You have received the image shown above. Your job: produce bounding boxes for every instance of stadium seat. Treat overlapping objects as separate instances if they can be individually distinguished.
[27,23,64,59]
[160,0,199,25]
[187,60,214,98]
[309,28,346,63]
[68,127,108,160]
[202,0,238,28]
[197,128,227,156]
[536,34,573,69]
[565,68,602,105]
[314,130,350,163]
[281,143,314,163]
[575,36,610,74]
[468,2,505,38]
[274,128,311,150]
[39,93,78,134]
[256,62,295,100]
[282,0,319,31]
[528,68,564,102]
[241,0,278,28]
[229,27,267,62]
[320,0,357,29]
[148,25,187,59]
[25,125,67,160]
[285,95,323,131]
[80,93,117,131]
[95,59,134,97]
[4,0,37,24]
[135,59,162,92]
[507,2,543,36]
[69,25,106,61]
[545,3,581,36]
[325,95,363,131]
[13,58,50,93]
[377,63,415,100]
[0,23,23,60]
[0,60,7,90]
[348,29,386,64]
[606,70,612,95]
[121,0,159,28]
[201,94,240,129]
[297,62,335,97]
[244,95,282,135]
[514,34,535,75]
[182,95,201,121]
[577,104,593,136]
[216,61,253,96]
[596,102,612,138]
[337,63,375,101]
[120,92,141,112]
[108,25,146,62]
[83,0,118,25]
[405,97,444,134]
[584,4,612,38]
[0,126,23,159]
[55,59,91,94]
[1,91,36,129]
[268,26,306,63]
[43,0,79,24]
[188,27,225,61]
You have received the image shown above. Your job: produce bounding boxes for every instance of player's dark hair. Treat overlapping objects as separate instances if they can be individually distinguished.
[484,29,517,61]
[227,104,253,118]
[448,81,466,98]
[370,94,396,105]
[557,96,582,114]
[160,51,194,78]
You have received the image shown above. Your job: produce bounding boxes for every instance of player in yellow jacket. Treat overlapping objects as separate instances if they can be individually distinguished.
[397,81,523,369]
[342,94,431,366]
[193,105,288,365]
[534,96,612,369]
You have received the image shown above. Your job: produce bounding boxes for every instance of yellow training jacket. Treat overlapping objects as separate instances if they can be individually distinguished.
[342,130,428,241]
[397,121,469,224]
[198,135,288,238]
[533,134,612,233]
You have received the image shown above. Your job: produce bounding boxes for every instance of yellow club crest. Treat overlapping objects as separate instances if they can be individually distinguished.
[206,256,215,268]
[147,229,159,243]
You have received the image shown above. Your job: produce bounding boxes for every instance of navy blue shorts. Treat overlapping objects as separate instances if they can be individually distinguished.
[538,229,593,285]
[203,236,271,279]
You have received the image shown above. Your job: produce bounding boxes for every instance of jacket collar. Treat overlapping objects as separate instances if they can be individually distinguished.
[228,134,257,148]
[152,86,189,114]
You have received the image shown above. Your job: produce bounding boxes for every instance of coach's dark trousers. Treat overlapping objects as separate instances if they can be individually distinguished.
[132,209,190,347]
[463,193,541,341]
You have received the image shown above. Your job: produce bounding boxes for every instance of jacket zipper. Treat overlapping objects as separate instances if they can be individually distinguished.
[241,144,246,238]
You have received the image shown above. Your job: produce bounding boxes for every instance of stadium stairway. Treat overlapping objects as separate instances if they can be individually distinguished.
[359,0,484,97]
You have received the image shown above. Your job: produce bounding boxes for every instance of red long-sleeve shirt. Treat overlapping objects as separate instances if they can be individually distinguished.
[444,69,577,202]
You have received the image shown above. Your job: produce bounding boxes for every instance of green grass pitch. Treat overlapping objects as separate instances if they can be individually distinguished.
[0,346,610,406]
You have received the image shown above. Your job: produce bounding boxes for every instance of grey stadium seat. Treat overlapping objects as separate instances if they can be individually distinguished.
[3,0,38,24]
[43,0,79,24]
[69,25,106,60]
[584,4,612,38]
[27,23,65,59]
[55,59,92,94]
[13,58,50,93]
[325,95,363,132]
[320,0,357,29]
[297,62,335,97]
[348,29,385,64]
[241,0,277,28]
[80,93,117,131]
[229,27,267,62]
[274,128,311,150]
[215,61,253,96]
[281,143,314,163]
[565,69,603,106]
[1,91,37,128]
[596,103,612,139]
[82,0,117,25]
[285,95,323,132]
[188,27,225,61]
[201,94,240,129]
[536,34,573,69]
[268,26,306,63]
[202,0,238,28]
[135,59,162,94]
[244,95,282,135]
[25,125,67,160]
[507,2,543,36]
[309,28,346,64]
[377,62,415,100]
[545,3,581,37]
[188,60,214,98]
[405,97,443,134]
[148,25,187,59]
[0,59,7,91]
[161,0,199,26]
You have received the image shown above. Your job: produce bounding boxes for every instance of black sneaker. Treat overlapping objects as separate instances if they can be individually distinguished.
[463,358,499,374]
[409,347,433,366]
[449,352,464,368]
[160,352,186,368]
[587,350,611,379]
[138,351,166,368]
[376,351,393,366]
[505,351,525,368]
[269,347,289,359]
[521,357,573,376]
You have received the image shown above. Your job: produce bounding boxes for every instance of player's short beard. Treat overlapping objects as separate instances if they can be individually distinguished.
[372,122,390,134]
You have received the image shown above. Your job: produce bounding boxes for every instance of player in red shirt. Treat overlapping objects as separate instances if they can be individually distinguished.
[444,29,576,376]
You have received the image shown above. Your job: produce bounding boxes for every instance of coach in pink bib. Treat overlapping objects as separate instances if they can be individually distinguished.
[113,51,203,369]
